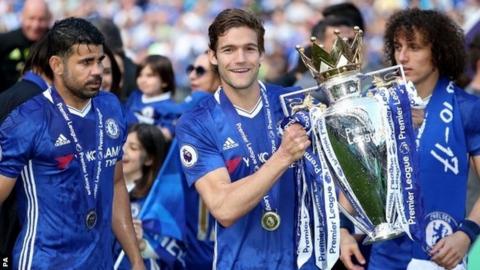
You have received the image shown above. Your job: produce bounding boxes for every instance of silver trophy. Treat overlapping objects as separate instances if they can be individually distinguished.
[282,28,414,243]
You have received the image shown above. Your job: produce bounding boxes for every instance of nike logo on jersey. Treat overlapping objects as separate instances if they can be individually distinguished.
[222,137,239,150]
[54,134,71,147]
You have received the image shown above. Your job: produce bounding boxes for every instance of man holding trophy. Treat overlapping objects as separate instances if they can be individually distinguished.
[176,8,311,269]
[340,9,480,270]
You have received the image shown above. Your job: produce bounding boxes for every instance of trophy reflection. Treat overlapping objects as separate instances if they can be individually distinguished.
[283,27,418,244]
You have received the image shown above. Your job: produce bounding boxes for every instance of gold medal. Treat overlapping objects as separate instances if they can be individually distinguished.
[86,210,97,230]
[261,211,281,231]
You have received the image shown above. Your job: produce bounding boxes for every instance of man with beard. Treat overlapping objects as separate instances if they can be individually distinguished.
[0,18,144,269]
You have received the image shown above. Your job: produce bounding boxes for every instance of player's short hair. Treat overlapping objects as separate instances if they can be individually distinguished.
[29,17,105,80]
[208,8,265,54]
[384,8,465,80]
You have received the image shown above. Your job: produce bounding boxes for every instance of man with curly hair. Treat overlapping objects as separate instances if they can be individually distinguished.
[340,8,480,270]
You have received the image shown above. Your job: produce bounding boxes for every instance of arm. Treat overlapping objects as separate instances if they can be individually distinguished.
[338,192,366,270]
[111,161,145,270]
[0,175,16,206]
[195,124,309,227]
[431,155,480,269]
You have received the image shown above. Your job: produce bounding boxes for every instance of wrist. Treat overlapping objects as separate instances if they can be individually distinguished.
[340,212,355,234]
[456,219,480,244]
[272,148,295,168]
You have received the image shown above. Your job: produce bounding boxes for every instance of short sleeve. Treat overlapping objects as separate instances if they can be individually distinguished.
[462,97,480,156]
[0,107,37,178]
[176,112,225,187]
[117,103,129,158]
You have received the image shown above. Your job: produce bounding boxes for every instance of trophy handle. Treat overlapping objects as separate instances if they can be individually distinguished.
[338,204,374,239]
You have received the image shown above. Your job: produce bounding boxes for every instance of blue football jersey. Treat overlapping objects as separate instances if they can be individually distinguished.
[125,90,182,135]
[177,90,216,270]
[0,89,126,269]
[181,176,215,270]
[176,83,297,270]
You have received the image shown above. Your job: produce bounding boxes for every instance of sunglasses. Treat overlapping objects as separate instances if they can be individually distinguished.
[186,65,208,77]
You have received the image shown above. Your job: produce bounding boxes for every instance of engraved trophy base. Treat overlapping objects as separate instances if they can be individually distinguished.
[362,223,404,245]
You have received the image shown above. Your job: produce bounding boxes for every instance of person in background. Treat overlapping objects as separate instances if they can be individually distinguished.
[0,0,51,92]
[340,9,480,270]
[294,16,356,90]
[322,2,365,33]
[273,2,363,89]
[188,52,221,95]
[182,51,221,110]
[115,123,186,269]
[125,55,181,141]
[466,34,480,96]
[102,45,122,97]
[91,17,137,102]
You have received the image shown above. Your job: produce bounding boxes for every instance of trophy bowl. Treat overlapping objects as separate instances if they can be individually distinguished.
[320,71,404,244]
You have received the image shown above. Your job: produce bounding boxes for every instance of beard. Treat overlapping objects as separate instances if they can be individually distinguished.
[62,70,102,100]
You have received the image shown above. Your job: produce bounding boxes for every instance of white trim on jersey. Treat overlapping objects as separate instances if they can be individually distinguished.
[212,222,218,270]
[42,88,92,117]
[19,160,38,270]
[213,89,263,119]
[141,92,171,104]
[66,100,92,117]
[234,97,262,118]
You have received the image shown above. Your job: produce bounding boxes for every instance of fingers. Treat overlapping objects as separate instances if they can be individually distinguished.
[340,230,365,270]
[340,246,365,270]
[411,108,425,128]
[430,238,445,257]
[430,234,467,269]
[132,219,143,240]
[352,246,366,266]
[279,124,311,162]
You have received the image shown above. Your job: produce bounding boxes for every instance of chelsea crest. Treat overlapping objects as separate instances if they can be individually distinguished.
[105,118,120,139]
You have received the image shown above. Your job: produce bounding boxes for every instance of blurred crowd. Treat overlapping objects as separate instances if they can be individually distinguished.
[3,0,480,94]
[3,1,480,269]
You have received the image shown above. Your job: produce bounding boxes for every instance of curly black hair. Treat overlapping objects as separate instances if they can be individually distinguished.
[384,8,465,80]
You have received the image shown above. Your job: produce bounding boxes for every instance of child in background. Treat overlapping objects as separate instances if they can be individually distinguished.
[115,123,185,269]
[126,55,181,141]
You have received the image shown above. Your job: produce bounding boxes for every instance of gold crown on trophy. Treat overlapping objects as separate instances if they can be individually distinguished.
[296,26,363,83]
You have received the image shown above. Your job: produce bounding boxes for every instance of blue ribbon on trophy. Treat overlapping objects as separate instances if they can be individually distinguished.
[279,27,425,269]
[282,110,340,270]
[368,78,426,245]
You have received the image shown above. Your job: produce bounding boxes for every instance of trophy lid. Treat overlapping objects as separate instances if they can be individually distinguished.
[296,27,363,83]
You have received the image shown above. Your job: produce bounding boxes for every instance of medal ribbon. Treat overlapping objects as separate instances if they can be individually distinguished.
[49,87,104,218]
[218,82,279,220]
